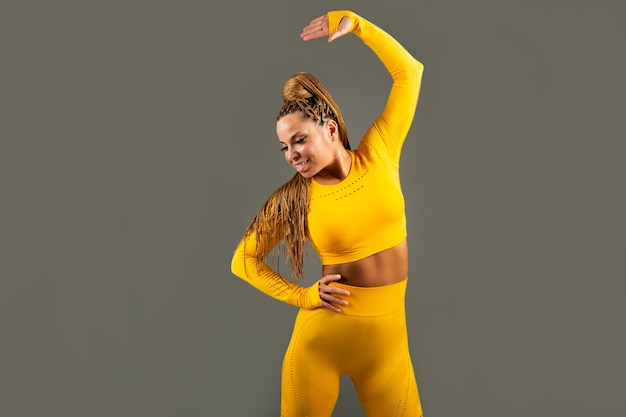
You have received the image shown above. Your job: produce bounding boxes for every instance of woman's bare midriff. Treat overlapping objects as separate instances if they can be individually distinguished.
[322,239,408,287]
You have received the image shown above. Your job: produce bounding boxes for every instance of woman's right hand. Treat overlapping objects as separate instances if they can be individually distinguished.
[301,13,352,43]
[318,274,350,313]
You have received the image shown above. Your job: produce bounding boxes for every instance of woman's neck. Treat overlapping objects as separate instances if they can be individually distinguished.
[314,148,352,185]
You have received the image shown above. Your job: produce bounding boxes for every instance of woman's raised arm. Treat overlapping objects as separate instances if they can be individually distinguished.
[303,11,424,165]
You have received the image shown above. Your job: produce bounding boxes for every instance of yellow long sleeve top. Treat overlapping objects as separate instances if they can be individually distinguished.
[231,10,424,308]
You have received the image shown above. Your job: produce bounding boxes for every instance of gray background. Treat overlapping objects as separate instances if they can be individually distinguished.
[1,0,624,416]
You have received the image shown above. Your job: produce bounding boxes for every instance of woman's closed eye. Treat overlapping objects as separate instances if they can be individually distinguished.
[280,137,306,152]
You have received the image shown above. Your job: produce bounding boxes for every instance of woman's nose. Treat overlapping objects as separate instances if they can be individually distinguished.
[286,149,299,162]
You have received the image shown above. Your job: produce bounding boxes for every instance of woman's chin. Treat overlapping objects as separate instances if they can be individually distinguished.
[295,164,316,178]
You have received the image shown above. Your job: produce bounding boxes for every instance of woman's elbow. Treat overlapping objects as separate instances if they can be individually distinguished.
[413,58,424,80]
[230,245,247,279]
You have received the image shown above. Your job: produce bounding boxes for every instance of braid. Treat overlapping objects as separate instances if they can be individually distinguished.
[278,72,350,150]
[242,173,310,281]
[242,72,349,281]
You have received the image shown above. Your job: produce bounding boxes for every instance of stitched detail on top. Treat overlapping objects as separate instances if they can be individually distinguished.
[312,169,369,200]
[335,185,364,200]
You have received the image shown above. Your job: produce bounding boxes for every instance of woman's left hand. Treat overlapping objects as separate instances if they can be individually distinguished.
[301,13,351,42]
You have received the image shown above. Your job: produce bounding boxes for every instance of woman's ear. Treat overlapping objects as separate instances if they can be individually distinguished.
[326,119,339,141]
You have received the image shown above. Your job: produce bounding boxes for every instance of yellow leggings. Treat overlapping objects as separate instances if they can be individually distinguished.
[281,278,423,417]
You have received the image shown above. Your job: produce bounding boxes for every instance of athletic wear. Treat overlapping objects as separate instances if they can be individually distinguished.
[281,279,422,417]
[230,10,423,305]
[308,10,423,265]
[231,10,424,417]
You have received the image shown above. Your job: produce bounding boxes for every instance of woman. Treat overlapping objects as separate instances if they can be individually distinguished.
[231,10,424,417]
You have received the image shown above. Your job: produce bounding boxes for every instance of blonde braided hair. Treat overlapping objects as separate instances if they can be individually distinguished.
[241,72,350,281]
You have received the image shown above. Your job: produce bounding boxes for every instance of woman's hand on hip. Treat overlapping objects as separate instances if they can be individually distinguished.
[301,13,351,42]
[318,274,350,313]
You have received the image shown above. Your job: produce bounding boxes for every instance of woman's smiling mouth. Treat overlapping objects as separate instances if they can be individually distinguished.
[294,160,309,172]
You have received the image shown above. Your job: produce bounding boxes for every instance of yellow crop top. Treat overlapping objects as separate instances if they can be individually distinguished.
[231,10,424,308]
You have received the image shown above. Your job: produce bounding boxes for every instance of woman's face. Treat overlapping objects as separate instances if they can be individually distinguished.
[277,112,336,179]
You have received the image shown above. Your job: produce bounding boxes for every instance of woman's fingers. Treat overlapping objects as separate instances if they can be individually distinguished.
[300,14,352,42]
[319,273,341,284]
[320,289,348,305]
[319,274,350,312]
[321,300,343,313]
[300,15,328,41]
[321,282,350,298]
